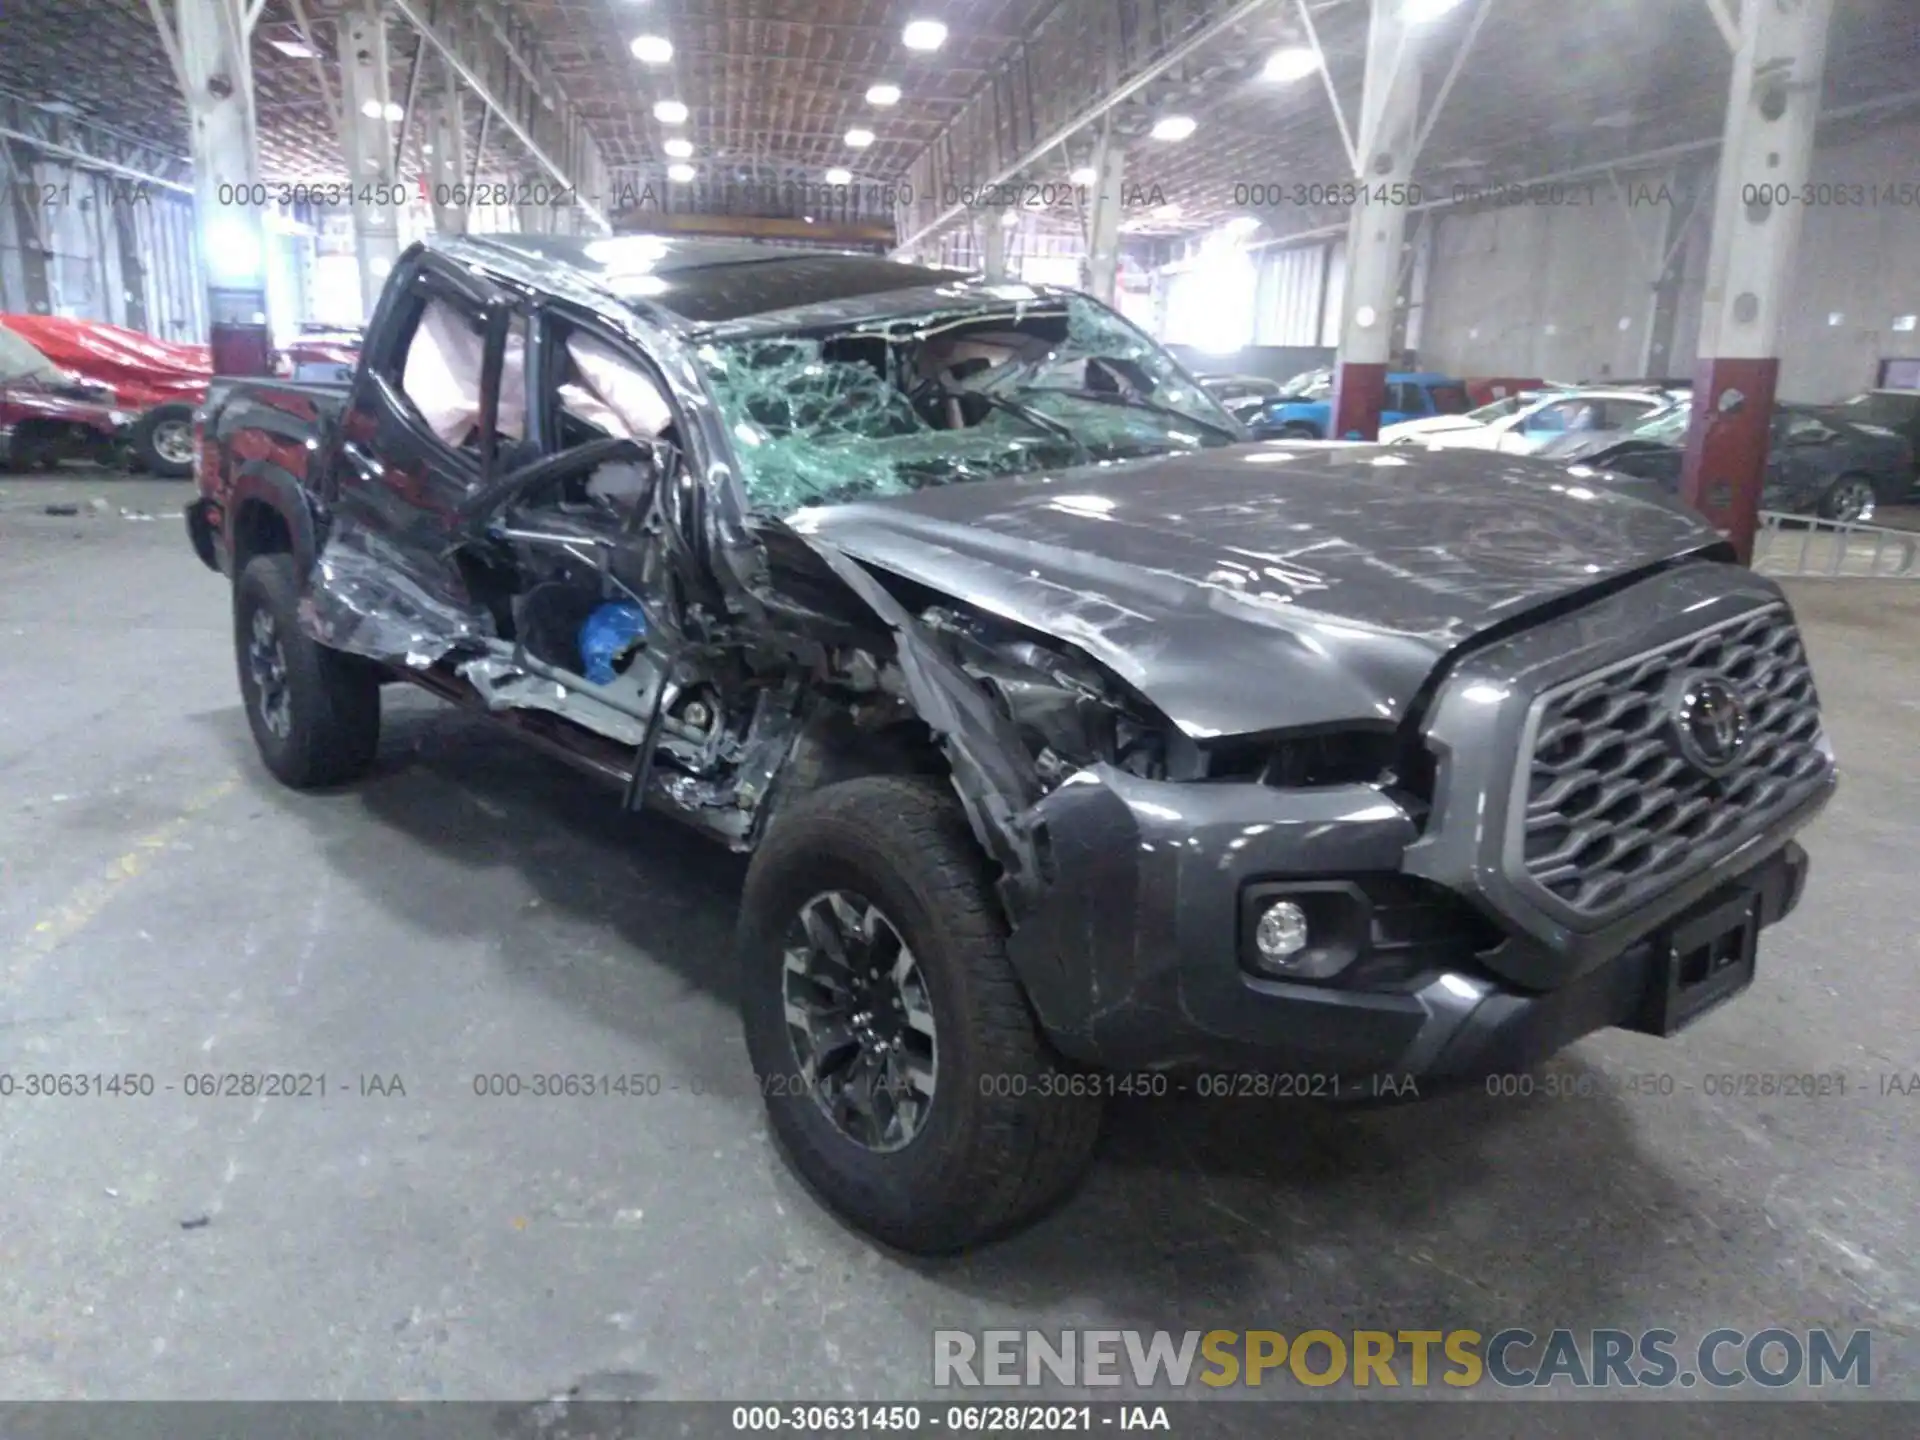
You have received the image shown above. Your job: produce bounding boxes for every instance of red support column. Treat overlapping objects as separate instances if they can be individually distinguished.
[1680,0,1834,562]
[1679,358,1779,549]
[1331,0,1420,443]
[1331,363,1388,441]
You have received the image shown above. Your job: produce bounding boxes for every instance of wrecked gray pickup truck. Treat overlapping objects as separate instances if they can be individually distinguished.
[185,234,1835,1253]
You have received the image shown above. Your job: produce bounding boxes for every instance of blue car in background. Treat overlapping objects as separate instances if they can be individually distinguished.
[1250,369,1472,439]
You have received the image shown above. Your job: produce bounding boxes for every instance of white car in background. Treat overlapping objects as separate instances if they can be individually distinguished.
[1388,387,1679,455]
[1379,387,1561,444]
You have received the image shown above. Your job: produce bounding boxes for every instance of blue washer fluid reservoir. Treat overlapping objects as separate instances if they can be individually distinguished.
[578,602,649,684]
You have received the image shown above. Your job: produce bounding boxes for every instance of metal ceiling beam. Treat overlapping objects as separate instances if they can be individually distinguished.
[609,210,894,248]
[892,0,1283,256]
[386,0,612,232]
[1294,0,1359,175]
[1701,0,1741,52]
[0,91,193,193]
[1243,84,1920,252]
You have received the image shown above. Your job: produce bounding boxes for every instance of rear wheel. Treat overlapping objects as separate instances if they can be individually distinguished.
[130,402,196,478]
[1816,473,1878,524]
[1280,422,1320,440]
[739,775,1103,1253]
[234,553,381,788]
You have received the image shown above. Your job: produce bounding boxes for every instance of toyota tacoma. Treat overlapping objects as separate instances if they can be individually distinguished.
[184,235,1835,1252]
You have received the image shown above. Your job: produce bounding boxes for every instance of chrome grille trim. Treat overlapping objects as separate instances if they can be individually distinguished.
[1510,603,1828,921]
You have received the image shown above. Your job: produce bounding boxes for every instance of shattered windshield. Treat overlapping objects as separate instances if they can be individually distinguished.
[695,293,1244,513]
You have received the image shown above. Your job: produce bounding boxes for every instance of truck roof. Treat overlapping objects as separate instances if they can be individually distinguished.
[429,232,973,327]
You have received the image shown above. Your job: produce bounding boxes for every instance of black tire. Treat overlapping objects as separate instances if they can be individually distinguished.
[130,402,196,478]
[5,427,56,472]
[1815,473,1880,525]
[739,775,1103,1253]
[1280,422,1320,439]
[234,553,381,788]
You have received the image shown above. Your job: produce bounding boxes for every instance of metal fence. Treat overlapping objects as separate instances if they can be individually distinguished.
[1751,511,1920,579]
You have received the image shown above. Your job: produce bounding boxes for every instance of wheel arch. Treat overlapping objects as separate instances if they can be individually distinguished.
[226,462,318,577]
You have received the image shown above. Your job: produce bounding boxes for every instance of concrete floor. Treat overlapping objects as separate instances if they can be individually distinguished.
[1,469,1916,1419]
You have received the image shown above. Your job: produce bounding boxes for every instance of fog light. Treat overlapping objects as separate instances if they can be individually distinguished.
[1254,900,1310,965]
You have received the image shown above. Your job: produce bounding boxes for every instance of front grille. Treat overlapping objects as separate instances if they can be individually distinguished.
[1517,605,1827,920]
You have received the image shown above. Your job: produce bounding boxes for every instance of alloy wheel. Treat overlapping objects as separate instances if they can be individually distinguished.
[153,420,195,468]
[247,606,293,739]
[782,889,937,1153]
[1825,478,1876,525]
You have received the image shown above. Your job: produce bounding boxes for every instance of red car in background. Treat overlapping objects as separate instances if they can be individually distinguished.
[0,314,206,475]
[0,315,363,476]
[0,319,132,473]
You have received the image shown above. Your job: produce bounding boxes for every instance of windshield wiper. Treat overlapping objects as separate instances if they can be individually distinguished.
[1032,387,1245,444]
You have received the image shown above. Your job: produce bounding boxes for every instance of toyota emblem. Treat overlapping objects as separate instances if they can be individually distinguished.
[1668,673,1750,776]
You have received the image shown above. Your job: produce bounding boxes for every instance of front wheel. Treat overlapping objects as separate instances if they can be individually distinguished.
[1280,422,1320,440]
[130,402,196,478]
[234,553,382,788]
[1816,473,1879,524]
[739,776,1103,1253]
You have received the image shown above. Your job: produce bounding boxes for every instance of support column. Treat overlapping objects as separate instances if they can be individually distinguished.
[1639,164,1704,379]
[337,0,404,319]
[981,207,1008,282]
[2,142,52,312]
[424,62,469,235]
[112,195,151,332]
[1331,0,1421,441]
[1083,141,1125,305]
[172,0,270,368]
[1681,0,1834,561]
[517,174,550,235]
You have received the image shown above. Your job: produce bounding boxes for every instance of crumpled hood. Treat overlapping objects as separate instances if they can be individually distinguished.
[796,442,1722,738]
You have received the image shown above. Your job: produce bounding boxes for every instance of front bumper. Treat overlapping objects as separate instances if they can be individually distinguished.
[1004,564,1834,1083]
[1004,766,1815,1082]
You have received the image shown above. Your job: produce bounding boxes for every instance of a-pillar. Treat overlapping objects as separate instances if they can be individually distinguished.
[1680,0,1835,561]
[173,0,271,369]
[1084,143,1125,304]
[1331,0,1422,441]
[336,0,405,319]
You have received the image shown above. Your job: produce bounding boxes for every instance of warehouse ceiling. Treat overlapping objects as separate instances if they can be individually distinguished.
[0,0,1915,247]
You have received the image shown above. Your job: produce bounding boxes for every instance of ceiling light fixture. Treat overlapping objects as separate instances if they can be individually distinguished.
[653,99,688,124]
[902,19,947,51]
[1069,165,1097,184]
[1262,46,1320,82]
[383,102,404,122]
[845,128,875,148]
[1150,114,1197,141]
[663,138,693,158]
[269,37,319,58]
[667,163,696,182]
[630,35,673,64]
[825,167,853,185]
[866,83,902,106]
[359,99,383,119]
